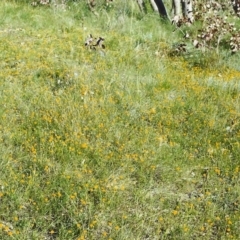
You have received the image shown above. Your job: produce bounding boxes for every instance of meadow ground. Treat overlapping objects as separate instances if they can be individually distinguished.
[0,1,240,239]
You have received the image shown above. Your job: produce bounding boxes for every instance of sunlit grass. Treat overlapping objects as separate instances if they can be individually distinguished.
[0,1,239,239]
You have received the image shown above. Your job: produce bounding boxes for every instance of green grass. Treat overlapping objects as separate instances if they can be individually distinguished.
[0,1,240,239]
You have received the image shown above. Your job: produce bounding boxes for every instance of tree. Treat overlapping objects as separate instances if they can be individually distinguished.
[136,0,168,18]
[136,0,194,23]
[172,0,194,24]
[85,0,240,54]
[231,0,240,16]
[153,0,168,18]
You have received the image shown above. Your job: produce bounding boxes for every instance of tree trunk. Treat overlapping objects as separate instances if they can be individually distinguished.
[172,0,194,24]
[182,0,194,23]
[232,0,240,17]
[136,0,194,22]
[172,0,182,16]
[136,0,147,13]
[153,0,168,18]
[149,0,159,12]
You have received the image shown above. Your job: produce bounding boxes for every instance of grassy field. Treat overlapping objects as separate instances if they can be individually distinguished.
[0,1,240,239]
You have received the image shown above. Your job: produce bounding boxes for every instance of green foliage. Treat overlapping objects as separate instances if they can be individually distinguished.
[0,1,240,239]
